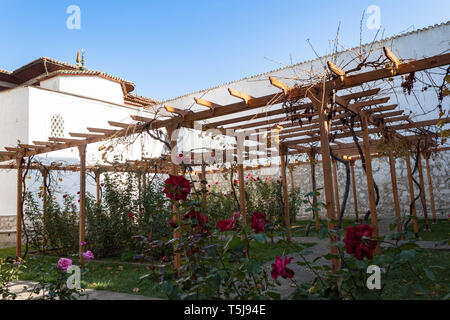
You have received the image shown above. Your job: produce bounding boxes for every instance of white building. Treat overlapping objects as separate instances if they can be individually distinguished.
[0,57,167,245]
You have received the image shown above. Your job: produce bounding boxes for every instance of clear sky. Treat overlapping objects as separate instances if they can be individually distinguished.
[1,0,449,101]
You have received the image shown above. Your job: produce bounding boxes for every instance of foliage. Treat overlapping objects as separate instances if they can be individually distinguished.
[0,258,23,300]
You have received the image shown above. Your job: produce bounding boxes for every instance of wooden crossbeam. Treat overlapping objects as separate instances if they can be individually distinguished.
[48,137,83,143]
[194,97,222,111]
[5,147,21,152]
[228,88,253,105]
[87,127,118,134]
[269,77,292,95]
[383,47,401,69]
[284,117,450,146]
[130,115,155,123]
[69,132,106,139]
[33,141,61,147]
[165,105,189,117]
[108,121,134,129]
[18,144,40,149]
[327,61,346,81]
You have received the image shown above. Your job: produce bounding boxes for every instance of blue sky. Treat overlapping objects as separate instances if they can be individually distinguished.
[1,0,449,101]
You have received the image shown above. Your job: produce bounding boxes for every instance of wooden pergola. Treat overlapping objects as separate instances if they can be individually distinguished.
[1,47,449,272]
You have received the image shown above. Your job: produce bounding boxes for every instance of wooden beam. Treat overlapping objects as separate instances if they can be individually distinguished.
[237,163,247,227]
[69,132,105,139]
[165,105,189,117]
[308,88,339,272]
[349,159,359,223]
[332,158,341,217]
[269,77,292,95]
[360,113,380,253]
[228,88,253,106]
[49,137,83,143]
[327,61,346,81]
[108,121,134,129]
[78,145,87,267]
[16,155,23,258]
[130,115,155,123]
[87,127,118,135]
[194,97,222,111]
[388,150,401,232]
[423,153,437,223]
[279,144,291,243]
[383,47,401,70]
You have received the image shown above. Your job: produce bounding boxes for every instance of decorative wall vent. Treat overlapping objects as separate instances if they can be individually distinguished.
[50,114,65,138]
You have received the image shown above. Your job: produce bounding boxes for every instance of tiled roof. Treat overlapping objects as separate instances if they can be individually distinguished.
[36,69,135,87]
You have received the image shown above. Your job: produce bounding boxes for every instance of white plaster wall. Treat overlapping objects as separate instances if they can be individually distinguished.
[40,76,125,105]
[0,87,29,216]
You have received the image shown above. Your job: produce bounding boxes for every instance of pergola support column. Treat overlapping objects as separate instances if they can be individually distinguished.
[308,89,339,272]
[16,154,24,259]
[423,153,437,223]
[279,144,291,243]
[388,150,401,232]
[332,158,341,217]
[40,167,48,252]
[95,170,101,204]
[78,145,87,266]
[309,149,320,230]
[360,113,380,254]
[349,159,359,223]
[237,163,247,227]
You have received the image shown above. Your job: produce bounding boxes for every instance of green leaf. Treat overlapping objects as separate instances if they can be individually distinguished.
[267,291,281,300]
[224,235,242,253]
[399,249,415,261]
[423,267,436,281]
[253,233,267,244]
[248,260,260,274]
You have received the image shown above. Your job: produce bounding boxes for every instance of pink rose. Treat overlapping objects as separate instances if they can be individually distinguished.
[82,250,95,262]
[57,258,72,273]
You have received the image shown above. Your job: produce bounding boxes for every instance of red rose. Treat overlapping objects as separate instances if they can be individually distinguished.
[163,175,191,201]
[162,256,168,262]
[63,194,67,198]
[251,211,271,233]
[271,255,294,280]
[216,212,241,232]
[77,191,80,195]
[169,218,178,228]
[100,183,104,187]
[344,224,377,260]
[128,212,133,218]
[183,211,209,235]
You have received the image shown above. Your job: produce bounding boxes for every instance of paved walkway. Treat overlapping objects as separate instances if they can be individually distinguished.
[6,281,160,300]
[267,218,449,298]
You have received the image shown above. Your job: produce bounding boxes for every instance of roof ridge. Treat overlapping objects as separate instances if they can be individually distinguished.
[156,20,450,105]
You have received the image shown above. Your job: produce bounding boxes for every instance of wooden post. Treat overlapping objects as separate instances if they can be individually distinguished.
[332,158,341,217]
[166,125,182,271]
[95,170,101,204]
[405,153,419,235]
[349,159,359,223]
[16,155,24,259]
[40,168,48,252]
[201,157,207,211]
[237,163,247,227]
[360,113,380,253]
[288,165,296,223]
[416,152,430,230]
[309,149,320,230]
[308,89,339,272]
[388,150,401,232]
[279,144,292,243]
[78,145,87,266]
[424,153,437,223]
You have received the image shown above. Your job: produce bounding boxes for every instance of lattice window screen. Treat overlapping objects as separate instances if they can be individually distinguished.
[50,114,64,138]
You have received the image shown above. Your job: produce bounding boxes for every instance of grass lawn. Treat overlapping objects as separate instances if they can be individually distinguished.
[406,219,450,241]
[0,240,315,299]
[382,249,450,300]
